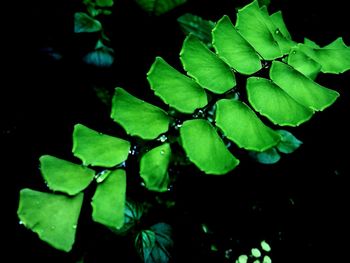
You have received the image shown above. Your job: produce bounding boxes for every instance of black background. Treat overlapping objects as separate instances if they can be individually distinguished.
[5,0,349,262]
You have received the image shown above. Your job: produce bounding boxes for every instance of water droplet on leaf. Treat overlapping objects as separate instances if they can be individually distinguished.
[160,150,165,155]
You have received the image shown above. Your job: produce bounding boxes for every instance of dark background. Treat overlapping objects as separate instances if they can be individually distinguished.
[5,0,349,262]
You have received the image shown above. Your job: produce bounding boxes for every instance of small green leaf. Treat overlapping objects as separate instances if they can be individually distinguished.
[74,12,102,33]
[237,255,248,263]
[17,189,84,252]
[270,61,340,111]
[147,57,208,114]
[298,38,350,74]
[261,240,271,252]
[270,11,291,39]
[247,77,314,126]
[235,1,282,60]
[112,200,144,235]
[216,99,281,152]
[111,88,171,140]
[212,15,262,75]
[135,0,187,15]
[83,41,115,68]
[73,124,131,167]
[263,255,272,263]
[40,155,95,195]
[135,223,173,263]
[96,0,113,7]
[91,169,126,229]
[250,147,280,164]
[177,13,215,46]
[140,143,171,192]
[180,119,239,175]
[287,46,322,80]
[251,248,262,258]
[180,34,236,94]
[276,130,302,154]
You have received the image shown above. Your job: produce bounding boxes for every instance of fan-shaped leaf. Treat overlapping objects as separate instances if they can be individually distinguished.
[180,119,239,174]
[135,223,173,263]
[287,46,322,79]
[135,0,186,16]
[91,169,126,229]
[73,124,131,167]
[235,0,282,60]
[276,130,302,154]
[212,15,261,75]
[140,143,171,192]
[215,99,280,151]
[180,34,236,94]
[147,57,208,114]
[17,189,84,252]
[298,38,350,74]
[111,88,171,140]
[247,77,314,126]
[40,155,95,195]
[270,11,291,39]
[270,61,339,111]
[74,12,102,33]
[249,147,280,164]
[177,13,215,46]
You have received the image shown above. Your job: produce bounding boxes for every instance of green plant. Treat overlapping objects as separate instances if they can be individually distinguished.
[17,0,349,261]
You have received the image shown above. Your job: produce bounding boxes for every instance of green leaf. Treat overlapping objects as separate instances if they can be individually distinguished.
[298,38,350,74]
[135,223,173,263]
[177,13,215,47]
[111,88,171,140]
[72,124,131,167]
[180,119,239,174]
[249,147,280,164]
[215,99,281,151]
[276,130,302,154]
[235,0,282,60]
[140,143,171,192]
[96,0,114,7]
[147,57,208,114]
[135,0,187,15]
[83,41,115,68]
[270,11,291,39]
[287,46,322,80]
[111,200,144,235]
[303,38,320,48]
[270,61,340,111]
[40,155,95,195]
[74,12,102,33]
[246,77,314,126]
[17,189,83,252]
[180,34,236,94]
[91,169,126,229]
[260,240,271,252]
[212,15,262,75]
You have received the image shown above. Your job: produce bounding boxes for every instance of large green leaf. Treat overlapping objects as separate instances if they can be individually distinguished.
[270,61,340,111]
[180,34,236,94]
[73,124,131,167]
[298,38,350,74]
[246,77,314,126]
[177,13,215,47]
[235,0,282,60]
[74,12,102,33]
[91,169,126,229]
[212,15,261,75]
[135,223,173,263]
[287,46,322,80]
[140,143,171,192]
[215,99,281,151]
[147,57,208,114]
[111,88,171,140]
[17,189,84,252]
[40,155,95,195]
[180,119,239,174]
[134,0,187,15]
